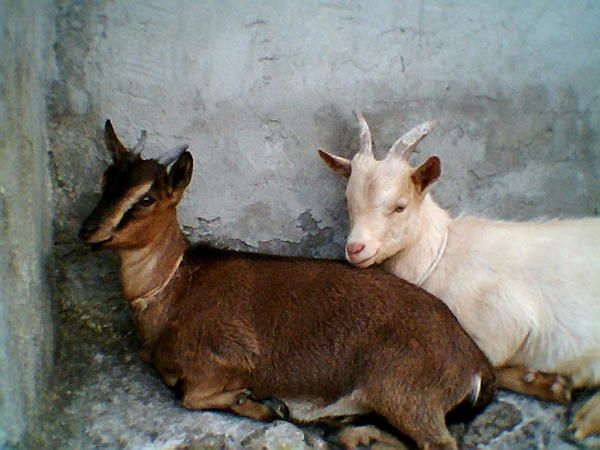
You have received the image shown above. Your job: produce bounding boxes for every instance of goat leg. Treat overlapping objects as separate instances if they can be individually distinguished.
[363,383,457,449]
[569,391,600,441]
[180,377,288,422]
[231,394,289,421]
[181,384,249,411]
[496,366,572,403]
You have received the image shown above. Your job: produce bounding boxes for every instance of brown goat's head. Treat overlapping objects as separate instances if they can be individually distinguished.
[79,120,192,250]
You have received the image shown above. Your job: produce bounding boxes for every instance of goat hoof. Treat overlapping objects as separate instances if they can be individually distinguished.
[545,374,573,403]
[551,376,573,403]
[263,398,290,420]
[522,370,536,383]
[236,389,252,405]
[522,370,573,403]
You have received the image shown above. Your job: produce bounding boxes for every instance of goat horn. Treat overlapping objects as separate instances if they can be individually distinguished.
[132,130,147,155]
[354,110,373,156]
[388,120,437,160]
[157,144,189,166]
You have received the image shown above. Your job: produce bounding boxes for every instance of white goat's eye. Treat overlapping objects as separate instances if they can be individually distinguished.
[394,205,406,213]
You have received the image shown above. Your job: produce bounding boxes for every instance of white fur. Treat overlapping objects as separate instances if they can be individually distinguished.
[406,210,600,388]
[322,123,600,389]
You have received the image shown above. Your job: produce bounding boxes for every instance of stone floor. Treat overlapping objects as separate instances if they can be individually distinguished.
[35,249,600,450]
[35,330,600,449]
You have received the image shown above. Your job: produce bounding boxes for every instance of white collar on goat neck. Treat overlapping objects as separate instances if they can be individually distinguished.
[131,253,183,311]
[415,228,448,287]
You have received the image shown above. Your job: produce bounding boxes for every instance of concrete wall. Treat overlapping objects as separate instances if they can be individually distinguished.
[51,0,599,261]
[0,0,56,447]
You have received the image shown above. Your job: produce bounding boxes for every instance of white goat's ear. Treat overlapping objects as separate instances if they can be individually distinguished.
[411,156,441,193]
[318,149,351,178]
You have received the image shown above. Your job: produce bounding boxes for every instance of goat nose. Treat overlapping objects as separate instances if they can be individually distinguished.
[346,242,365,256]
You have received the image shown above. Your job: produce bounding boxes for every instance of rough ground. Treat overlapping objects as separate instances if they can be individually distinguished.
[34,248,599,450]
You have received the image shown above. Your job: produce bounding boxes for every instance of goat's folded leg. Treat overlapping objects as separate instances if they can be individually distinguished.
[181,384,248,410]
[180,378,287,422]
[569,390,600,441]
[231,394,289,421]
[495,366,572,403]
[364,380,457,450]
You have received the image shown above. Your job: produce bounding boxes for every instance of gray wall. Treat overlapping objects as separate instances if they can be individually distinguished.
[0,0,56,447]
[51,1,599,262]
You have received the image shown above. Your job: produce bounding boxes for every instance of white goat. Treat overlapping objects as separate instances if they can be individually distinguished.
[318,111,600,441]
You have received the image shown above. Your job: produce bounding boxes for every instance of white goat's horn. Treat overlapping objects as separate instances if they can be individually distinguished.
[132,130,147,155]
[157,144,189,166]
[354,110,373,156]
[388,120,437,160]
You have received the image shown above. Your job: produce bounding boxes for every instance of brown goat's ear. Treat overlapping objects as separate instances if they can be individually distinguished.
[411,156,441,194]
[104,120,128,161]
[318,149,351,178]
[168,151,193,201]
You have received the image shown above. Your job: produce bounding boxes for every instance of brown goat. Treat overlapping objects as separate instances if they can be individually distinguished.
[79,121,496,450]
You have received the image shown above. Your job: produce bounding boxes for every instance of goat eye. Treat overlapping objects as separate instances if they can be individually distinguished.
[139,195,155,207]
[394,205,406,213]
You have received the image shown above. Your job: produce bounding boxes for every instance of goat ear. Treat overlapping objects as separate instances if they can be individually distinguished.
[411,156,441,193]
[168,151,193,201]
[104,120,128,161]
[318,149,351,178]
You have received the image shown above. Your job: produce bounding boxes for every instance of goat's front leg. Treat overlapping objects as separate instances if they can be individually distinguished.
[181,377,287,422]
[569,390,600,441]
[496,366,572,403]
[232,393,289,421]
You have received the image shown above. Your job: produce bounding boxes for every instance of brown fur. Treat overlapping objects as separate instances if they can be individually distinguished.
[79,121,496,450]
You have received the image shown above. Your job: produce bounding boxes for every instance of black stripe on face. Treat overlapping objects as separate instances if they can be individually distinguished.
[81,159,165,242]
[108,181,155,231]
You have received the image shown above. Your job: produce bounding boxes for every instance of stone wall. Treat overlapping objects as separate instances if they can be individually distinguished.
[52,2,600,258]
[0,0,56,447]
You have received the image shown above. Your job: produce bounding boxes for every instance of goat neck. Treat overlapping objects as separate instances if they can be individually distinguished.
[118,211,188,303]
[384,195,451,285]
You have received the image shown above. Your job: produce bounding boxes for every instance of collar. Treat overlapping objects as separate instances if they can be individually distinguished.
[131,254,183,311]
[415,228,448,287]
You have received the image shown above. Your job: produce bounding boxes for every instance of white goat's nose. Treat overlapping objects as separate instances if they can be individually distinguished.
[346,242,365,256]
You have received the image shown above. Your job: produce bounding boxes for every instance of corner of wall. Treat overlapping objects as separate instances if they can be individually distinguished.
[0,0,58,447]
